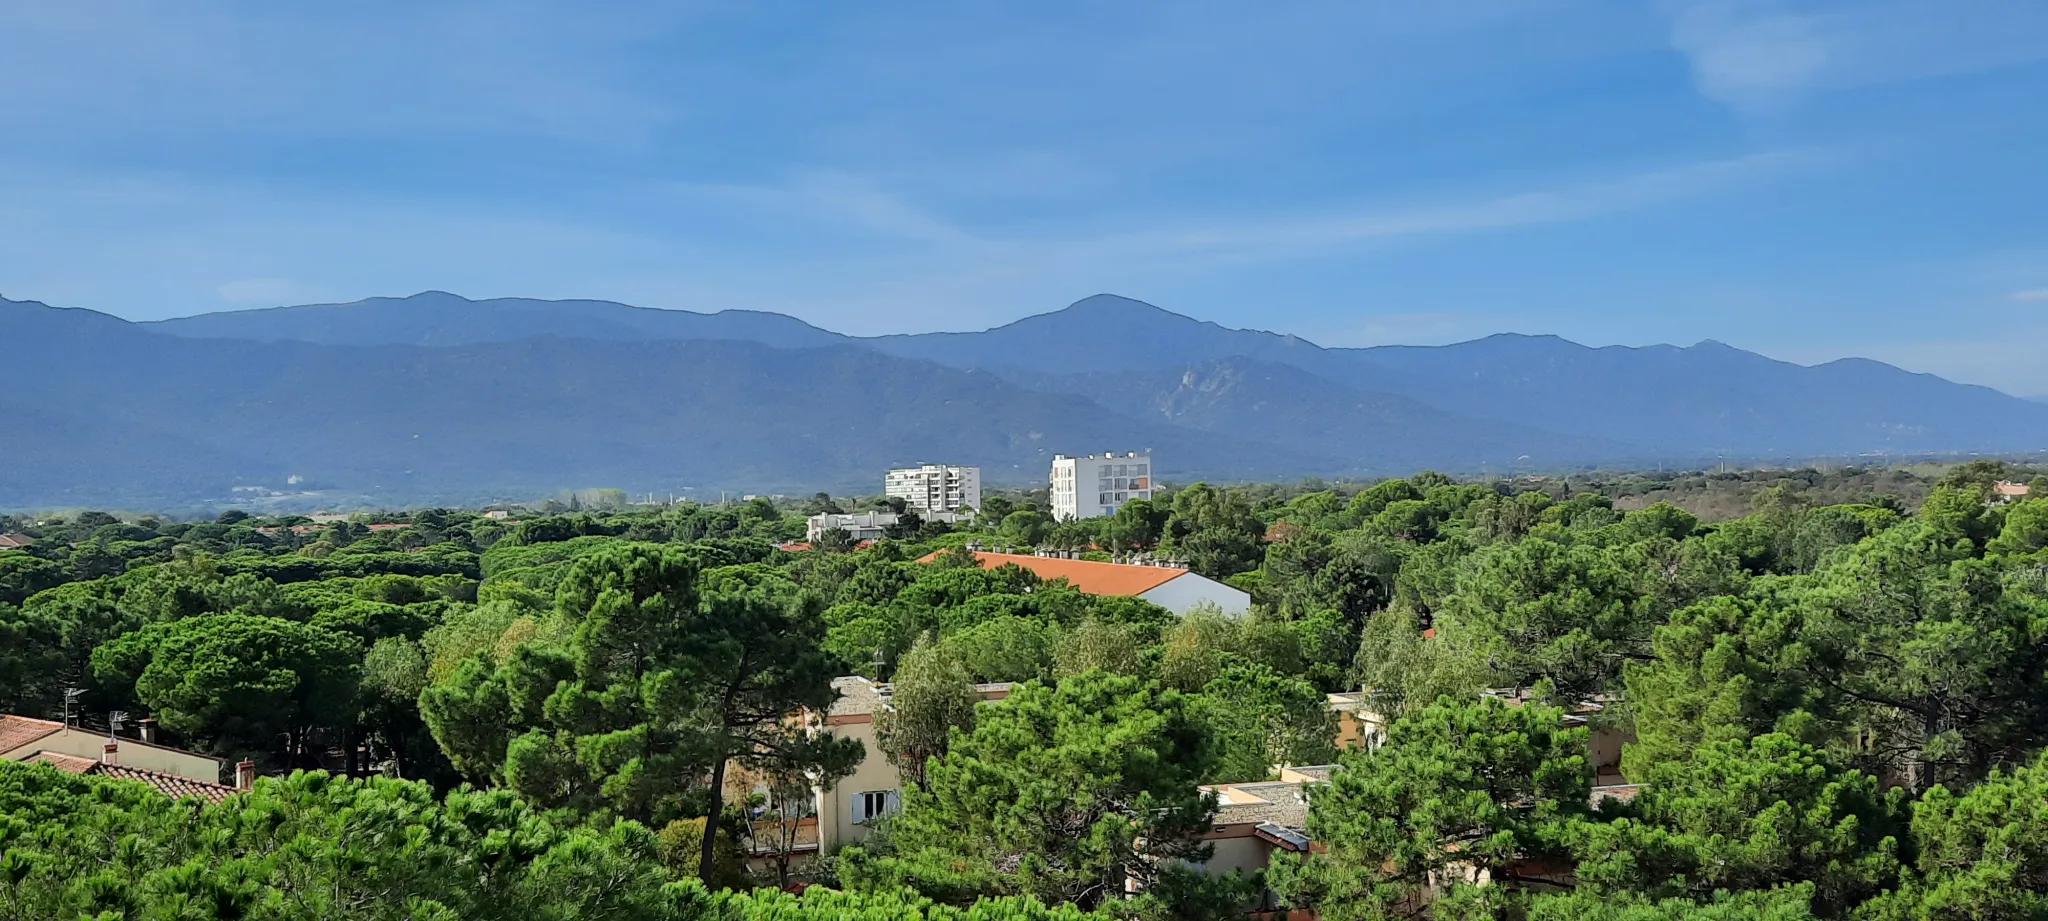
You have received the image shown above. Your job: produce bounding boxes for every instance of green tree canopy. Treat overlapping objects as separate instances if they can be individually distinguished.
[845,671,1219,911]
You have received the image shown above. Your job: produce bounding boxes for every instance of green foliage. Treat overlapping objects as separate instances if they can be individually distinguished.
[91,613,363,762]
[845,672,1218,911]
[1196,663,1337,783]
[1575,734,1903,915]
[875,635,981,788]
[0,762,680,921]
[1270,696,1589,920]
[1861,753,2048,920]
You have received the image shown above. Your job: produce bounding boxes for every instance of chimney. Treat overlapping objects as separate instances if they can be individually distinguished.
[236,760,256,791]
[138,718,157,744]
[101,740,118,765]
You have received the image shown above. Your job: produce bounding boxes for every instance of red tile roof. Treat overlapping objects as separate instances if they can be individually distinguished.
[0,534,34,549]
[26,751,238,804]
[0,715,64,754]
[916,551,1189,596]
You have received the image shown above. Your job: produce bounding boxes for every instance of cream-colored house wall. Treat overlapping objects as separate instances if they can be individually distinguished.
[815,718,901,852]
[3,730,223,783]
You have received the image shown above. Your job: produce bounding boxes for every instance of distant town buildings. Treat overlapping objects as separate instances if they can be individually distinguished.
[885,464,981,513]
[1050,451,1153,520]
[806,510,970,542]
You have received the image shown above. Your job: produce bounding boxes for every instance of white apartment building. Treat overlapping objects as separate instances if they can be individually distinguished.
[884,464,981,513]
[1050,451,1153,519]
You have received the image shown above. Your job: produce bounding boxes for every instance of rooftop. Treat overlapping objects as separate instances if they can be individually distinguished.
[915,550,1189,596]
[0,533,34,549]
[1203,778,1314,827]
[26,751,239,804]
[825,676,1016,719]
[0,715,64,754]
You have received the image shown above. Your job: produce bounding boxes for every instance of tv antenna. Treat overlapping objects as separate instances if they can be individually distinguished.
[109,711,129,738]
[62,688,86,727]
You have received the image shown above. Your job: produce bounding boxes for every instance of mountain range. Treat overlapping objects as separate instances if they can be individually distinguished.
[3,291,2042,509]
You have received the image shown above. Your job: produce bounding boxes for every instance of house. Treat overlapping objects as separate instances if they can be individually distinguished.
[1,715,227,785]
[0,533,34,549]
[1198,766,1328,876]
[24,746,249,804]
[915,550,1251,617]
[1994,480,2032,502]
[801,676,1013,856]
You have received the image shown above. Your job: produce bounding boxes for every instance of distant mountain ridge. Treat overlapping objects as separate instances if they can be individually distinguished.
[9,291,2048,508]
[146,291,848,350]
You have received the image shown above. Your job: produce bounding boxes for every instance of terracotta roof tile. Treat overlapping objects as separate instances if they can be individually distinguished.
[92,763,238,804]
[0,715,64,754]
[915,551,1188,596]
[24,752,239,804]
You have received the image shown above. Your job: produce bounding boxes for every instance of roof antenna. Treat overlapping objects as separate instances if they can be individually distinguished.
[109,711,128,739]
[62,688,86,728]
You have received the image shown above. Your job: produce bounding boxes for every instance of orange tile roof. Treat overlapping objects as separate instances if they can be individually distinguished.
[0,715,64,754]
[25,751,238,804]
[916,551,1187,596]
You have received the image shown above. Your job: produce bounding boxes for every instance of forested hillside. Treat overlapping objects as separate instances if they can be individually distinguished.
[4,461,2047,919]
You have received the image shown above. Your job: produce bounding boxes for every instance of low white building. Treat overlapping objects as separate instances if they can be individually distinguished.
[1051,451,1154,519]
[885,464,981,513]
[806,510,969,542]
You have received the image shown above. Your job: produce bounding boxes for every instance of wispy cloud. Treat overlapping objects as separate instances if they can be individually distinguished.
[2010,288,2048,302]
[1663,0,2048,109]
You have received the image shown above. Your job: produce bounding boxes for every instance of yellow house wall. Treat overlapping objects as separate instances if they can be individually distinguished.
[816,719,901,852]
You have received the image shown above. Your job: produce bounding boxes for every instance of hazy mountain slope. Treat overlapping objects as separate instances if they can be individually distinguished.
[1000,357,1626,473]
[0,395,282,509]
[861,293,1368,380]
[1345,335,2048,456]
[142,291,849,350]
[871,297,2048,457]
[1,299,1318,506]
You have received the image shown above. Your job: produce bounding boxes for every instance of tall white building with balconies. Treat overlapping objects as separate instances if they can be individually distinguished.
[1050,451,1153,519]
[885,464,981,513]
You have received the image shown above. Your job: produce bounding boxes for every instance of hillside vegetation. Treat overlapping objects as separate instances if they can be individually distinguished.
[3,460,2048,918]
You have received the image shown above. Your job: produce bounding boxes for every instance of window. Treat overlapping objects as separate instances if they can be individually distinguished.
[1132,464,1148,476]
[1116,492,1127,502]
[1114,464,1127,475]
[852,790,899,825]
[1099,493,1112,505]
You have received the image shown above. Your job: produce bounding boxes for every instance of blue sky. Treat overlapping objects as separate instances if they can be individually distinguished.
[4,1,2047,393]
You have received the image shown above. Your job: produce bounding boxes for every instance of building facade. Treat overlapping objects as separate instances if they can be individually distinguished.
[806,510,968,542]
[885,464,981,513]
[1050,452,1153,519]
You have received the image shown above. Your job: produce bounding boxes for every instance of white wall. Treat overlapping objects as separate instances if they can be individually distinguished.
[1138,572,1250,617]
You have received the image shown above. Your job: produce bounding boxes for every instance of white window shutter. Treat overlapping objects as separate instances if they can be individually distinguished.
[885,791,901,814]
